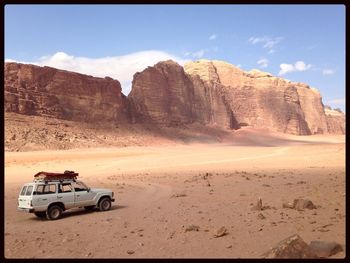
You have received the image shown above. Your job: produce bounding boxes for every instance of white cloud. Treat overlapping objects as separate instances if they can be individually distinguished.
[248,36,283,52]
[4,58,17,62]
[257,58,269,68]
[236,64,242,68]
[294,61,311,71]
[192,49,206,58]
[6,51,188,95]
[322,69,335,75]
[278,61,311,75]
[327,98,345,105]
[184,49,209,59]
[209,34,217,40]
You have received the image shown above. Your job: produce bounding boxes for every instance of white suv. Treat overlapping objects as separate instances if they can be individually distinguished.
[17,172,115,220]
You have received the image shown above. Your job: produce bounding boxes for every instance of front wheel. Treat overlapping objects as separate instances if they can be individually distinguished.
[46,205,63,220]
[99,197,111,211]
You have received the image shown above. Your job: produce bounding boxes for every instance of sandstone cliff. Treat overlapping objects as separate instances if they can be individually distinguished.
[324,108,345,134]
[5,62,130,124]
[128,60,239,128]
[184,60,343,135]
[4,61,345,137]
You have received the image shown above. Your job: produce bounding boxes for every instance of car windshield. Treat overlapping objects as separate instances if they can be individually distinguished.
[72,181,89,191]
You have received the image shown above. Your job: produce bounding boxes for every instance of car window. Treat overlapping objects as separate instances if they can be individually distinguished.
[46,184,56,194]
[20,186,27,195]
[59,183,72,193]
[35,184,56,195]
[25,186,33,196]
[72,181,88,192]
[34,185,45,195]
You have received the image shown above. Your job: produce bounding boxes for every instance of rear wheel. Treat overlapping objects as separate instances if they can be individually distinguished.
[34,212,46,218]
[99,197,111,211]
[46,205,63,220]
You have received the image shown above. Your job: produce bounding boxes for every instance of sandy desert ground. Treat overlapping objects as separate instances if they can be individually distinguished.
[4,129,346,258]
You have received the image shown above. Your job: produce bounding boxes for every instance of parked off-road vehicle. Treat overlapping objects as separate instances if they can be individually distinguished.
[17,171,115,220]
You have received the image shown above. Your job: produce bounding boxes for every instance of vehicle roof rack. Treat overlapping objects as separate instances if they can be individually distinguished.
[33,171,79,182]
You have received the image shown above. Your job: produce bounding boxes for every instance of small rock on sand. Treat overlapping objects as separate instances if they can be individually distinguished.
[127,250,135,255]
[293,199,316,210]
[213,226,227,238]
[283,199,316,210]
[171,193,187,198]
[257,213,266,220]
[282,202,294,209]
[184,224,199,232]
[309,241,343,258]
[261,234,318,258]
[251,197,263,211]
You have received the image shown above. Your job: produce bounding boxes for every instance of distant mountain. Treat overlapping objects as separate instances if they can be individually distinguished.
[5,60,345,138]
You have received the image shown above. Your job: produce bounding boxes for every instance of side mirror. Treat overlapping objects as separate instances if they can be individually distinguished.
[87,188,90,192]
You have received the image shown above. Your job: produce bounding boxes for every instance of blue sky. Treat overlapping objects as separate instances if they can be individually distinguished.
[5,4,345,111]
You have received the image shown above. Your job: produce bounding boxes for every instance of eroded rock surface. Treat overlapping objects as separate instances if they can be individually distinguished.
[185,60,343,135]
[261,234,318,258]
[324,108,345,134]
[128,60,237,128]
[5,62,130,124]
[5,60,345,136]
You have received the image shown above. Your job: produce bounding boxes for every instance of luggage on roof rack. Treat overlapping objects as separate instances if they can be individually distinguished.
[34,171,79,181]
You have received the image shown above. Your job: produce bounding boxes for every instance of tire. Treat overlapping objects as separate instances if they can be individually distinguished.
[84,205,95,211]
[99,197,111,211]
[34,212,46,218]
[46,205,63,220]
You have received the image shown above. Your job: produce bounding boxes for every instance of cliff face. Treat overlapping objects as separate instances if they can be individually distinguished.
[295,86,329,134]
[5,62,130,124]
[4,61,345,136]
[324,108,346,134]
[128,60,195,126]
[184,60,342,135]
[128,60,238,128]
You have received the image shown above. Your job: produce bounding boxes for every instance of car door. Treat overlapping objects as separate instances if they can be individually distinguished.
[18,185,34,209]
[72,181,96,206]
[32,183,58,211]
[57,182,75,209]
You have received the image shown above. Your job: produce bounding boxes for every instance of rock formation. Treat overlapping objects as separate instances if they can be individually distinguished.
[262,234,343,258]
[184,60,344,135]
[128,60,238,128]
[128,60,195,126]
[5,62,130,124]
[261,234,318,258]
[324,108,345,134]
[4,60,345,136]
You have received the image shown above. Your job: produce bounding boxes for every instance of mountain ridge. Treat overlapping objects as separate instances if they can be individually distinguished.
[5,60,345,145]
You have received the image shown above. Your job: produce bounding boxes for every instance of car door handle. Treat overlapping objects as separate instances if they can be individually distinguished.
[57,196,63,199]
[76,195,80,197]
[41,198,47,201]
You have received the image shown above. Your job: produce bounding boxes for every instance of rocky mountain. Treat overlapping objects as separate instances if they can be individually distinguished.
[128,60,238,128]
[324,108,346,134]
[5,62,130,125]
[4,61,345,140]
[184,60,332,135]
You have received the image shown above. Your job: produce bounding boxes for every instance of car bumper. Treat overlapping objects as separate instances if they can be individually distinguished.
[17,207,34,213]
